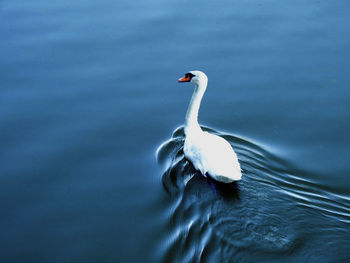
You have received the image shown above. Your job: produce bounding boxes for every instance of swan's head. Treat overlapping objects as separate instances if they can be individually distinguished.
[178,70,208,86]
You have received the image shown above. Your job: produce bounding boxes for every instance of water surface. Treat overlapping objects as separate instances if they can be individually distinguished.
[1,0,350,262]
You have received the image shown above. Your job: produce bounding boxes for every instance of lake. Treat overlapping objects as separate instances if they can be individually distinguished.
[1,0,350,262]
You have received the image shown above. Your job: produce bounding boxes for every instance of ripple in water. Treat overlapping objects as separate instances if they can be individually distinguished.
[156,126,350,262]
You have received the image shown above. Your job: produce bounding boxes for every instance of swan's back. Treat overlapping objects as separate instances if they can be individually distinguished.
[184,131,242,183]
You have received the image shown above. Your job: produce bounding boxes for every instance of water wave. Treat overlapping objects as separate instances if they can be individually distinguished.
[156,126,350,262]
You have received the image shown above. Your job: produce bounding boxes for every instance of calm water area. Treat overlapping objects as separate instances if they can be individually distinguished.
[1,0,350,262]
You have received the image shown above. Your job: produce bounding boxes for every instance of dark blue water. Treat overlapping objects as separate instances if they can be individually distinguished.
[1,0,350,262]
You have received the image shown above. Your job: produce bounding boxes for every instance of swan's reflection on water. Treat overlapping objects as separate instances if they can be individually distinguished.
[156,126,350,262]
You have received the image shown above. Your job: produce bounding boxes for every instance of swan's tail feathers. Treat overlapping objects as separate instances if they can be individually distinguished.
[216,175,236,183]
[208,173,241,183]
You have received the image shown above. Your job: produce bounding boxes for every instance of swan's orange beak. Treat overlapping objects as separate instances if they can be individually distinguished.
[178,75,191,82]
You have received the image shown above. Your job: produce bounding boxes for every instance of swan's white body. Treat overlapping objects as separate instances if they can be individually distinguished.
[179,70,242,183]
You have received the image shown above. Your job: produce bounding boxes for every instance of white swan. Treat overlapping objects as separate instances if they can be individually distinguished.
[178,70,242,183]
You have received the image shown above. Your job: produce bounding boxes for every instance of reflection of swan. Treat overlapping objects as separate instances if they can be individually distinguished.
[178,71,242,183]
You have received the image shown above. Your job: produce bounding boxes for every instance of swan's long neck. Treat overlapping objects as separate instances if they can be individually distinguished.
[184,79,207,135]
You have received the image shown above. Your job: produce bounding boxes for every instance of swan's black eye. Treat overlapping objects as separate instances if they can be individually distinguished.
[186,73,195,79]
